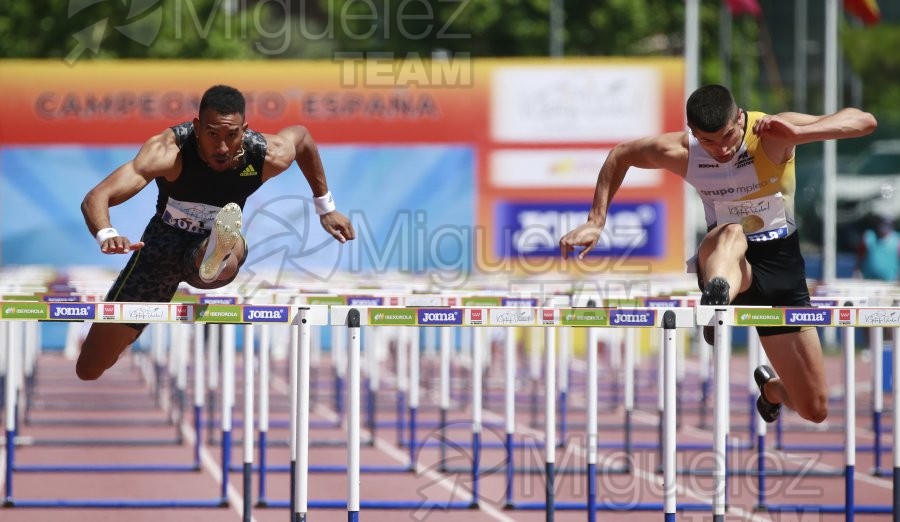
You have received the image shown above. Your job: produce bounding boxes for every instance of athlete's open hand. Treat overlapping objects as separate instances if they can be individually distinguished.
[560,222,604,260]
[752,115,798,141]
[100,236,144,254]
[320,211,356,244]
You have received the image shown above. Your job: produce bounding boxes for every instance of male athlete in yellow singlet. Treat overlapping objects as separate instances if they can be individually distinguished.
[560,84,877,423]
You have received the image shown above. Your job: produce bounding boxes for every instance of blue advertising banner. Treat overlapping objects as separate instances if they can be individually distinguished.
[493,201,666,258]
[1,145,475,275]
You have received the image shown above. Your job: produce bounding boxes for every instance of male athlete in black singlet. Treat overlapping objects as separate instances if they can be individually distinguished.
[78,85,355,381]
[560,85,876,424]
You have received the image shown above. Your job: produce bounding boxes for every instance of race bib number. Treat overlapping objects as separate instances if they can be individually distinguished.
[160,198,221,235]
[713,193,789,242]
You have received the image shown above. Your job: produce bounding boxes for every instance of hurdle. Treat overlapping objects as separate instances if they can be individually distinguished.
[1,300,331,510]
[323,303,714,519]
[773,297,896,456]
[314,294,542,454]
[259,304,476,517]
[22,303,190,449]
[1,299,357,515]
[700,303,897,517]
[1,303,227,508]
[3,293,897,518]
[572,294,755,458]
[241,292,538,495]
[318,290,764,494]
[15,321,201,469]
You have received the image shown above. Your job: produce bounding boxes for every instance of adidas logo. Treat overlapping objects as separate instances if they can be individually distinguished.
[239,164,258,177]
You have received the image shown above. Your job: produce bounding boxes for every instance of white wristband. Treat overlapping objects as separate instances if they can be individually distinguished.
[95,227,119,246]
[313,191,336,215]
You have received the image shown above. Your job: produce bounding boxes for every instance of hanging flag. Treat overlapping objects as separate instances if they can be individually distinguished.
[725,0,762,18]
[845,0,881,25]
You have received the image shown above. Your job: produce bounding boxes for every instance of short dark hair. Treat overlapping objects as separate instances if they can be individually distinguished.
[199,85,245,117]
[686,85,737,133]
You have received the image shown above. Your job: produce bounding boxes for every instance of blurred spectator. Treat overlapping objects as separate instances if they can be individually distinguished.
[856,215,900,281]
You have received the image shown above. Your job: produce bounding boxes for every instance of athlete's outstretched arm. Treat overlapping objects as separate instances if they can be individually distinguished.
[753,108,877,163]
[560,132,687,260]
[264,126,356,243]
[265,126,328,194]
[81,130,178,254]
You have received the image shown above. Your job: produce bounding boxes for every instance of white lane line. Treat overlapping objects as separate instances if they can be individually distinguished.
[179,418,258,522]
[480,398,773,522]
[269,370,515,522]
[315,404,516,522]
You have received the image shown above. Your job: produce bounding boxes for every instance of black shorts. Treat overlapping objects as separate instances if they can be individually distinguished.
[698,231,811,337]
[105,216,246,331]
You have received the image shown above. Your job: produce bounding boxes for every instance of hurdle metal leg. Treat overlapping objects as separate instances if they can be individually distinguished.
[220,324,236,506]
[439,327,451,472]
[192,323,205,471]
[258,324,271,507]
[504,327,516,509]
[4,322,18,506]
[408,327,420,469]
[844,326,856,522]
[294,309,311,522]
[662,311,677,522]
[471,326,483,509]
[544,326,556,521]
[870,327,885,475]
[893,326,900,516]
[586,326,598,522]
[347,309,361,522]
[712,309,729,522]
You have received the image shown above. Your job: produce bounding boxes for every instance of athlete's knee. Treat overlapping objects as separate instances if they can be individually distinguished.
[700,223,746,257]
[76,325,137,380]
[75,357,105,381]
[719,223,748,246]
[796,392,829,423]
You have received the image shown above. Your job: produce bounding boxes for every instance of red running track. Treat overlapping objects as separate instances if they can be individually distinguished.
[0,350,893,521]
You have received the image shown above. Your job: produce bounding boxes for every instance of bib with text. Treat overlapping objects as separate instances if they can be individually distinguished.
[713,193,788,242]
[160,198,222,235]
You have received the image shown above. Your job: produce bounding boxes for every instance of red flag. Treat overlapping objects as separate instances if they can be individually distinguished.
[845,0,881,25]
[725,0,762,17]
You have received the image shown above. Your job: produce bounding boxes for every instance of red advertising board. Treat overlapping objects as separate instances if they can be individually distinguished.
[1,58,685,273]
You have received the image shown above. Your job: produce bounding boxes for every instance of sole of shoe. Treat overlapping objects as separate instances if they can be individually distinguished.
[199,203,243,283]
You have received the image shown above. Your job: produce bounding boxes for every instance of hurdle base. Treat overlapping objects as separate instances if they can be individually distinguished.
[0,435,34,446]
[674,467,843,478]
[261,499,475,510]
[441,464,631,476]
[509,501,712,511]
[5,498,230,508]
[761,503,892,514]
